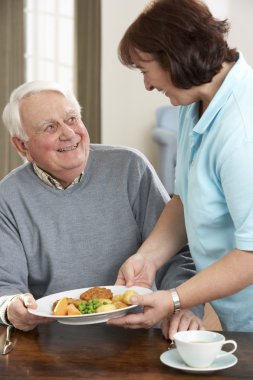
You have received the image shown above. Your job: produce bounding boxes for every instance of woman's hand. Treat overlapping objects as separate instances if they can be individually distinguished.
[108,290,174,328]
[115,252,157,288]
[161,309,205,341]
[7,293,52,331]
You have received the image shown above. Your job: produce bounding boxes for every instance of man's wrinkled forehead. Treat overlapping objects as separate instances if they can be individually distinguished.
[20,91,78,126]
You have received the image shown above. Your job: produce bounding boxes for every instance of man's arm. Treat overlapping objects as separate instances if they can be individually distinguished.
[0,296,17,325]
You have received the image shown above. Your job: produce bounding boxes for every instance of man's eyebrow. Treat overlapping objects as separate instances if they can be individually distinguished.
[65,109,80,117]
[35,119,55,129]
[34,110,80,128]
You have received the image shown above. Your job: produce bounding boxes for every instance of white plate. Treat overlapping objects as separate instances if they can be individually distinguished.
[28,285,152,325]
[160,349,238,374]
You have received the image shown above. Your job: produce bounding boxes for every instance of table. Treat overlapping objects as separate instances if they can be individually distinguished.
[0,323,252,379]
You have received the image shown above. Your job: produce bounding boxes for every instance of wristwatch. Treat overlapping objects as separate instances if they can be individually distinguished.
[169,288,181,313]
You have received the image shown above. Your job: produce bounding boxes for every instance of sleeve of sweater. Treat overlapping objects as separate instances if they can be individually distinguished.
[0,295,19,325]
[0,183,30,324]
[155,246,204,318]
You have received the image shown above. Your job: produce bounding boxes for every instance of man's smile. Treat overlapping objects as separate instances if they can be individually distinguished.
[57,143,78,152]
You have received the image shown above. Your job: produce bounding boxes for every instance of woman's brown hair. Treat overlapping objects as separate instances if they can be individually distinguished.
[118,0,238,89]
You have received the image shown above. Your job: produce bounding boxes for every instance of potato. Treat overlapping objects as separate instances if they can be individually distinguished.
[67,298,83,306]
[97,298,112,304]
[114,301,128,309]
[122,290,138,305]
[67,303,81,315]
[96,304,117,313]
[112,294,123,303]
[53,297,68,316]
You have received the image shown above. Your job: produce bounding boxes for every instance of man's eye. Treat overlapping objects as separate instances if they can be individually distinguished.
[66,116,79,125]
[45,124,57,133]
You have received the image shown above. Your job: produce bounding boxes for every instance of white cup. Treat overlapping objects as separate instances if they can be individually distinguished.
[173,330,237,368]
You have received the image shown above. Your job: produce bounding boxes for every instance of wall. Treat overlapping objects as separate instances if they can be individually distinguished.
[101,0,253,169]
[101,0,167,169]
[205,0,253,65]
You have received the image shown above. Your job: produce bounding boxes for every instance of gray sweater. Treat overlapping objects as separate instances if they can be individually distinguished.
[0,145,200,324]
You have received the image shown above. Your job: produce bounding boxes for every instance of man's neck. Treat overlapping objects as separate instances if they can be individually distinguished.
[32,163,83,190]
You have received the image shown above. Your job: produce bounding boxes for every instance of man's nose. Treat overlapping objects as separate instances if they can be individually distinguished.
[59,123,75,139]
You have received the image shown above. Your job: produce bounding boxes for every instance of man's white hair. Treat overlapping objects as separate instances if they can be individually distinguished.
[2,81,81,141]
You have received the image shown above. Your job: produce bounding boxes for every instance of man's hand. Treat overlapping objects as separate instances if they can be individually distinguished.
[115,253,157,288]
[7,293,52,331]
[162,309,205,341]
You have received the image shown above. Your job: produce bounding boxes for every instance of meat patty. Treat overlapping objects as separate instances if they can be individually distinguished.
[80,287,113,301]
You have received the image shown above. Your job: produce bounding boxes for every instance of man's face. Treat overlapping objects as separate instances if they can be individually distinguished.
[18,90,90,187]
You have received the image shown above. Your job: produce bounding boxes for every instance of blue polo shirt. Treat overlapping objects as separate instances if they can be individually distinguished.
[175,52,253,331]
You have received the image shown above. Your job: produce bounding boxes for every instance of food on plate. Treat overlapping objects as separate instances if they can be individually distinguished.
[113,301,128,309]
[122,290,139,305]
[112,294,123,303]
[53,297,69,316]
[78,299,102,314]
[52,287,140,316]
[96,304,117,313]
[80,287,113,301]
[67,303,82,315]
[96,298,112,304]
[52,297,82,310]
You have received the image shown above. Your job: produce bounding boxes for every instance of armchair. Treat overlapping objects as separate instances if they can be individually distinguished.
[152,105,179,195]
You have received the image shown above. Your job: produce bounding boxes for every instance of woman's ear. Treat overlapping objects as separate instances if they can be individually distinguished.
[11,137,30,160]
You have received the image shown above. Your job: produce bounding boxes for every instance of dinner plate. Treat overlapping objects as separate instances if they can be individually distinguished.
[160,349,238,374]
[28,285,152,325]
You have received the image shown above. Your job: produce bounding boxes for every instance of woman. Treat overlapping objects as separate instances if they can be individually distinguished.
[108,0,253,338]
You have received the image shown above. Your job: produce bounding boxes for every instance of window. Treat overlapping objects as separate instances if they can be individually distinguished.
[24,0,75,92]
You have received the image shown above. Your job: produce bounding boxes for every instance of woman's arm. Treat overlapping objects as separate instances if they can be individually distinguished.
[138,195,188,269]
[177,248,253,308]
[110,248,253,332]
[115,195,188,287]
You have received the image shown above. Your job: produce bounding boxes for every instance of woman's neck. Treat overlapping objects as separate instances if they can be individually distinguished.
[198,61,235,117]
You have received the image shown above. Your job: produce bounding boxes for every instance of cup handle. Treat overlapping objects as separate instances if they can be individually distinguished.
[217,340,237,358]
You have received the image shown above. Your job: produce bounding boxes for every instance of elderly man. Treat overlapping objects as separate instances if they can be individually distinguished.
[0,81,204,337]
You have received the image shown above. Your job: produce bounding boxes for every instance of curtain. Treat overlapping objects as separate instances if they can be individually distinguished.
[74,0,101,143]
[0,0,24,180]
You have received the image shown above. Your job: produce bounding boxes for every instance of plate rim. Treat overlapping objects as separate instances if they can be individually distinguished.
[28,285,152,320]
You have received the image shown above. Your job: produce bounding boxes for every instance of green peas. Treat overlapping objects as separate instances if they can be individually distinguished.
[77,299,102,314]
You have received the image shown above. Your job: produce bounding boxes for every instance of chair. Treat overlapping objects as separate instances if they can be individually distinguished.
[152,105,179,195]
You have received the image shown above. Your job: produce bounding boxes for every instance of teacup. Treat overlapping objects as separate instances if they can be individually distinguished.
[173,330,237,368]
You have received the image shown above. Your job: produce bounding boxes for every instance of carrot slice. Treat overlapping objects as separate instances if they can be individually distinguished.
[67,303,81,315]
[53,297,68,316]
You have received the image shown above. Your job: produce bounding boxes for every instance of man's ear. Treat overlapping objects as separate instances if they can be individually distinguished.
[11,137,30,159]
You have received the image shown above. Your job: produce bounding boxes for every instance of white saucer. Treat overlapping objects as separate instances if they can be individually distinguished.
[160,349,238,374]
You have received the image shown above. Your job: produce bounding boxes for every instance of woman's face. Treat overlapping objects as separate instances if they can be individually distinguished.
[134,51,200,106]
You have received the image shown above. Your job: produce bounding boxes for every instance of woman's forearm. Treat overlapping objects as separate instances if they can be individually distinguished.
[177,248,253,308]
[137,195,188,269]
